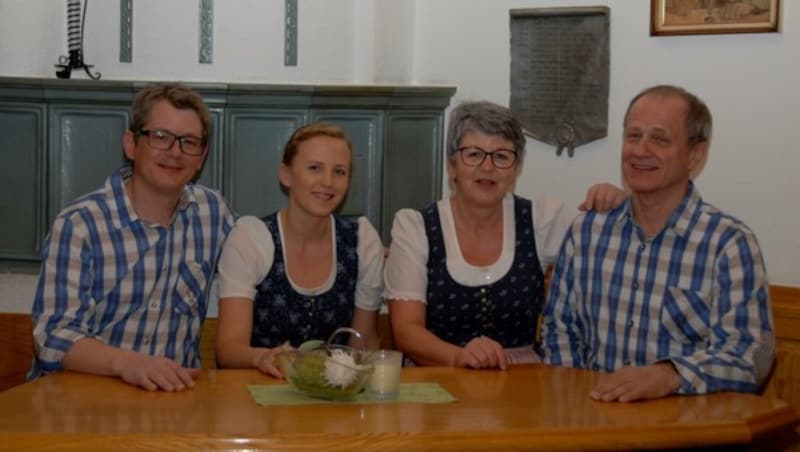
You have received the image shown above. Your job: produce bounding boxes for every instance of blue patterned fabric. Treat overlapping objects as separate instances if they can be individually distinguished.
[251,213,358,348]
[30,166,235,378]
[422,195,544,348]
[540,183,774,394]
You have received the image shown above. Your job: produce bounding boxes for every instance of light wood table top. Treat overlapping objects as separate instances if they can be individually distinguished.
[0,364,796,451]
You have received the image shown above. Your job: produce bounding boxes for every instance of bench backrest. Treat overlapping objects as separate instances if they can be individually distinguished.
[0,313,33,391]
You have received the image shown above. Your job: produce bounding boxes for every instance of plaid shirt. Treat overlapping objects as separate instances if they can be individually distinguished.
[30,166,235,378]
[540,183,774,394]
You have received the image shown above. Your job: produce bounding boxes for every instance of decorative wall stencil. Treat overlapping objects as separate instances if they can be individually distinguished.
[119,0,133,63]
[199,0,213,64]
[509,7,609,157]
[284,0,298,66]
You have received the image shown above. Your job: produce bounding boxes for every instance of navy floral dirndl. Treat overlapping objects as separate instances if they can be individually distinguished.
[250,213,358,348]
[422,195,545,348]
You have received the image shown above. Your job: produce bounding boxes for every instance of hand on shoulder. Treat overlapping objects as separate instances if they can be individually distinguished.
[578,183,627,212]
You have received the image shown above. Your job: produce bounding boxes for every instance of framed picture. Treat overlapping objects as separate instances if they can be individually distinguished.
[651,0,780,36]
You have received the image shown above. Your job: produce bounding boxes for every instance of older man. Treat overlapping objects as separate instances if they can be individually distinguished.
[540,85,774,402]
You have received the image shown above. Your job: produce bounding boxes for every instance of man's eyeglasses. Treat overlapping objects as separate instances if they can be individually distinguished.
[458,147,517,169]
[136,129,205,156]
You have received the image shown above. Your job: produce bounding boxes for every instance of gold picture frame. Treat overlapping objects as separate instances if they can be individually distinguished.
[651,0,780,36]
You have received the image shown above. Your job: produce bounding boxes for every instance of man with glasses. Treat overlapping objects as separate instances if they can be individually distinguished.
[539,85,774,401]
[30,83,235,391]
[384,100,625,369]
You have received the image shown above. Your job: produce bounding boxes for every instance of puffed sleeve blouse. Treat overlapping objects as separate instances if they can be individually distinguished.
[218,215,384,311]
[383,192,572,303]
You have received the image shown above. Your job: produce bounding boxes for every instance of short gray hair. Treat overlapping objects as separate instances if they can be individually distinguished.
[446,101,526,160]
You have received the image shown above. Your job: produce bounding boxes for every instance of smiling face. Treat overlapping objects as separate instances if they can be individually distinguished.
[622,93,707,203]
[279,135,352,218]
[123,100,207,198]
[447,131,519,208]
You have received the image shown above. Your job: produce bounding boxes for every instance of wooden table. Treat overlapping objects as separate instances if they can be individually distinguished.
[0,365,796,451]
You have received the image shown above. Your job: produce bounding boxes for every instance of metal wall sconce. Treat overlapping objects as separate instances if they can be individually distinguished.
[55,0,101,79]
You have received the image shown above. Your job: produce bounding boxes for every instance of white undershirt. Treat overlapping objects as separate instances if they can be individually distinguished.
[382,193,573,303]
[218,214,385,311]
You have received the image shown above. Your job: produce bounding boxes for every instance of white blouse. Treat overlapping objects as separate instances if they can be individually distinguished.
[218,215,385,311]
[382,193,573,304]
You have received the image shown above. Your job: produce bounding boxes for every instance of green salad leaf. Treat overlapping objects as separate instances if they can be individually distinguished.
[287,350,369,400]
[298,339,325,352]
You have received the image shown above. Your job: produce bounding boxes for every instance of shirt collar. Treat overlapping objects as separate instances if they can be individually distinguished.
[106,166,197,229]
[667,181,702,238]
[617,181,702,240]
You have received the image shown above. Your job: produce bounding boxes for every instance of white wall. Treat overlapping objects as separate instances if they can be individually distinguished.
[1,0,797,313]
[0,0,359,83]
[373,0,415,83]
[412,0,799,288]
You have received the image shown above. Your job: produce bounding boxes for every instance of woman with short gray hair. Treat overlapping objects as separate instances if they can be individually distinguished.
[384,100,624,369]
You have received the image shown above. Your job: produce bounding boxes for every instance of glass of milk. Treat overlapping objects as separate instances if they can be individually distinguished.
[365,350,403,399]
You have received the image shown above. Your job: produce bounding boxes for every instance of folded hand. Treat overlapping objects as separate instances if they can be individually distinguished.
[590,362,681,402]
[454,335,508,370]
[255,346,290,379]
[118,354,200,391]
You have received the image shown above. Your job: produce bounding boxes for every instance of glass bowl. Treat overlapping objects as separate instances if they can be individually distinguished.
[276,328,374,401]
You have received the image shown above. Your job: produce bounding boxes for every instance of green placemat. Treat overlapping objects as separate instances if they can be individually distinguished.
[248,383,457,406]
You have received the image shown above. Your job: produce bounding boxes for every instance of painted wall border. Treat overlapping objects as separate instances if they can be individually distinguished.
[119,0,133,63]
[199,0,214,64]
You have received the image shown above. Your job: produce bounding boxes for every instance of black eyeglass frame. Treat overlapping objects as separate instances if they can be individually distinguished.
[457,146,518,169]
[136,128,206,156]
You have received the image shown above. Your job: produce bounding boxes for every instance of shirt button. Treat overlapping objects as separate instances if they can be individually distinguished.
[480,288,487,294]
[481,297,487,303]
[627,320,634,327]
[639,243,646,251]
[482,306,487,312]
[624,360,632,366]
[143,337,150,345]
[150,301,158,309]
[632,282,639,290]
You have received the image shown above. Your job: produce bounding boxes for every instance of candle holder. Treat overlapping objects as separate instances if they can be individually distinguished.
[55,0,101,80]
[365,349,403,399]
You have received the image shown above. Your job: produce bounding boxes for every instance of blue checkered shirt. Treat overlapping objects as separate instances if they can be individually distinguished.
[540,183,774,394]
[30,166,235,378]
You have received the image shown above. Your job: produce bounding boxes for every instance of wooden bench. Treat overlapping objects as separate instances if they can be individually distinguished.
[0,312,396,385]
[3,286,797,400]
[764,287,800,404]
[0,313,33,391]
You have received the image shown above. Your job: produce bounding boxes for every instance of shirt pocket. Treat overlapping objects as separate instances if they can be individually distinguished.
[172,260,211,316]
[659,285,711,344]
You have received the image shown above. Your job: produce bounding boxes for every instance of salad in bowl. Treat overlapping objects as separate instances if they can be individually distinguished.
[276,327,374,400]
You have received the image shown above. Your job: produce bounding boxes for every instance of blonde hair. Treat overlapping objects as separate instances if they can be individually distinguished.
[282,122,353,166]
